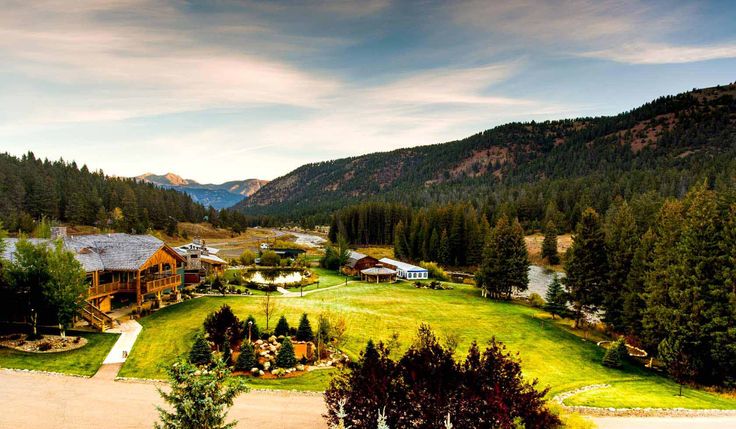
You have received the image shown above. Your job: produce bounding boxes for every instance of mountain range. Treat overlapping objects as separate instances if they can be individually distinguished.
[135,173,268,209]
[235,82,736,225]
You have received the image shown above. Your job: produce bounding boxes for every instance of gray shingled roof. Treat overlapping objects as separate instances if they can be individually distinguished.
[2,234,178,272]
[361,266,397,276]
[345,250,369,268]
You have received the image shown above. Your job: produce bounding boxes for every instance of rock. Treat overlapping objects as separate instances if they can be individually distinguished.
[296,364,305,371]
[269,345,277,353]
[250,368,259,375]
[263,361,271,370]
[268,336,277,343]
[255,339,264,345]
[258,370,264,376]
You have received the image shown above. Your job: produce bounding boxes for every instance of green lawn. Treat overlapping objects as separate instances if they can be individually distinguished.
[0,332,119,376]
[311,267,351,288]
[119,282,736,409]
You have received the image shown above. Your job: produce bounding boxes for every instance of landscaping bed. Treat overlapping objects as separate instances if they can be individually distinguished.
[0,333,88,353]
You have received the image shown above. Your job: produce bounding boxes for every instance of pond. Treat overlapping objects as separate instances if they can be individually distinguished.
[242,269,305,285]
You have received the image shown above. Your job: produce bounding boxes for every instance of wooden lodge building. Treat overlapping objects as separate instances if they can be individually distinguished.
[3,231,185,330]
[342,250,379,276]
[175,237,227,284]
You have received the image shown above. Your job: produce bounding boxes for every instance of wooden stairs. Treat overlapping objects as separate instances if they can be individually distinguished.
[79,301,116,332]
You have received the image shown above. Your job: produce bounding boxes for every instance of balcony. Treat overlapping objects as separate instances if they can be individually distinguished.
[143,274,182,295]
[88,281,136,299]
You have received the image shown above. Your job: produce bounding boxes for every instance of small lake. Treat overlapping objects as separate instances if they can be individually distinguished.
[242,270,304,285]
[518,265,565,298]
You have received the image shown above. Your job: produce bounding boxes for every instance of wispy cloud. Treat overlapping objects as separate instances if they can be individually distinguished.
[581,42,736,64]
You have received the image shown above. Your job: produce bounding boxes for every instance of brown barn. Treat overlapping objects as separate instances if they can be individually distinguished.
[342,250,378,276]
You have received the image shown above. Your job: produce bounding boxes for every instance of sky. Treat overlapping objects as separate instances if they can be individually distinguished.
[1,0,735,183]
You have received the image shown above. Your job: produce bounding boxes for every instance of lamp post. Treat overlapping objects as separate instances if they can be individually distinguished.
[248,320,253,343]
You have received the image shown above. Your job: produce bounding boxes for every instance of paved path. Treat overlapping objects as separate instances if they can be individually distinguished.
[592,416,736,428]
[103,320,142,365]
[0,369,327,429]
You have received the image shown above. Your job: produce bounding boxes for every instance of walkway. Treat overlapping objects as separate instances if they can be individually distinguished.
[103,319,142,365]
[0,369,326,429]
[592,416,736,429]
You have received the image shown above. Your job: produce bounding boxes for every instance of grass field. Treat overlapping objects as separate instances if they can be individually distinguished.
[0,332,119,377]
[119,282,736,409]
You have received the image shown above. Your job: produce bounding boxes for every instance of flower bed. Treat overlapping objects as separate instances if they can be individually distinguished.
[0,333,88,353]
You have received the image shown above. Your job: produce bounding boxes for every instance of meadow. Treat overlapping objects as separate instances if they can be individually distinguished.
[118,281,736,409]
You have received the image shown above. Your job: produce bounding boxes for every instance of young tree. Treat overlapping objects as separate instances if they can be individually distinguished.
[564,208,609,328]
[393,221,410,260]
[260,292,277,331]
[211,276,226,296]
[276,337,297,369]
[543,275,567,319]
[541,221,559,265]
[274,315,290,337]
[5,239,51,338]
[602,338,626,368]
[296,313,314,341]
[45,241,88,338]
[260,250,280,266]
[239,250,256,266]
[189,332,213,366]
[475,216,529,299]
[155,359,247,429]
[234,341,256,372]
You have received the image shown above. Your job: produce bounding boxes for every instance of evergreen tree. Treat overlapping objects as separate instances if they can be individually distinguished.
[541,221,559,265]
[603,200,639,331]
[189,332,213,366]
[276,337,297,368]
[438,229,450,265]
[393,221,409,260]
[475,216,529,299]
[296,313,314,341]
[564,208,609,328]
[234,341,256,372]
[602,338,626,368]
[155,359,247,429]
[274,315,290,337]
[543,275,567,319]
[622,229,656,336]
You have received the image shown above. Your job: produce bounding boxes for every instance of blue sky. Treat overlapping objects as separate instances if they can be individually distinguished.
[1,0,735,183]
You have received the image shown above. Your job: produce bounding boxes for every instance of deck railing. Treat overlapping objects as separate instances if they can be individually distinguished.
[144,274,181,294]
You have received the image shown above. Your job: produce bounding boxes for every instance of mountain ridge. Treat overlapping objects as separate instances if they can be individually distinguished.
[135,173,268,209]
[236,82,736,225]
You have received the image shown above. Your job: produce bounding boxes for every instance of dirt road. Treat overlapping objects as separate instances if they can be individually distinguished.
[0,369,327,429]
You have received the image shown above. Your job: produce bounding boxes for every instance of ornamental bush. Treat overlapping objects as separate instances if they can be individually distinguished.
[189,332,212,366]
[274,315,290,337]
[234,341,256,372]
[276,337,297,369]
[296,313,314,341]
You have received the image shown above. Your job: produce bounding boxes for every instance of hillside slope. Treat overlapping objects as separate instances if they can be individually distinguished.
[237,83,736,226]
[136,173,268,209]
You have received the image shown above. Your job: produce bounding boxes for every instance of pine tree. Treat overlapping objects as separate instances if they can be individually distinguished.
[564,208,609,328]
[543,275,567,319]
[155,359,247,429]
[438,229,450,265]
[296,313,314,341]
[189,333,213,366]
[274,315,290,337]
[602,338,626,368]
[621,228,655,336]
[234,342,256,372]
[475,216,529,299]
[603,200,639,331]
[541,221,559,265]
[276,337,297,368]
[393,221,409,260]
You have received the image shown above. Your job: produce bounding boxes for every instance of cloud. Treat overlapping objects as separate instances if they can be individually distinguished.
[580,42,736,64]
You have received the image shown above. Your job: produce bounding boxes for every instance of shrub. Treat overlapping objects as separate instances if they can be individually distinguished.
[419,261,450,281]
[221,338,232,366]
[276,337,297,369]
[189,332,213,366]
[239,250,256,266]
[602,338,627,368]
[234,341,256,372]
[260,250,281,266]
[274,316,290,337]
[73,336,81,344]
[37,341,53,351]
[296,313,314,341]
[203,304,242,349]
[528,293,545,308]
[26,333,43,341]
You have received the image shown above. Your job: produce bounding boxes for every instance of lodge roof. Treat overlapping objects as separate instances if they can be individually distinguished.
[2,233,183,272]
[379,258,427,272]
[345,250,373,268]
[360,266,397,276]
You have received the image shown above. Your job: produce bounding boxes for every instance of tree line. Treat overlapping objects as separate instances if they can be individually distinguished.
[0,151,261,235]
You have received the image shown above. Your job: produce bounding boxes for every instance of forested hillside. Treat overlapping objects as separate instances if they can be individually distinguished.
[0,152,209,233]
[238,83,736,230]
